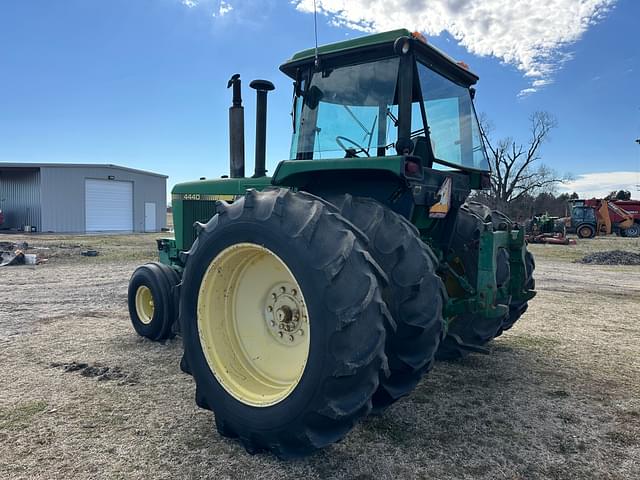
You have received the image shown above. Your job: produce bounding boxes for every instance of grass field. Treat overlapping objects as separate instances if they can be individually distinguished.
[0,232,638,479]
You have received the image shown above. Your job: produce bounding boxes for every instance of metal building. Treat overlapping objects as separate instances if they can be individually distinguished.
[0,163,167,233]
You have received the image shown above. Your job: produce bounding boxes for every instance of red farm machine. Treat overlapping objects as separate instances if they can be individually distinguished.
[569,198,640,238]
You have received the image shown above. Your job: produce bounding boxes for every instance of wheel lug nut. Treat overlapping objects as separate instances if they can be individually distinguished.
[272,293,277,300]
[278,332,283,338]
[289,335,294,342]
[279,323,285,329]
[269,320,275,327]
[267,306,273,312]
[292,288,297,296]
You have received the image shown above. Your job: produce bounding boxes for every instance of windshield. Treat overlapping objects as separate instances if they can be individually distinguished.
[416,63,489,171]
[573,207,595,222]
[291,57,400,160]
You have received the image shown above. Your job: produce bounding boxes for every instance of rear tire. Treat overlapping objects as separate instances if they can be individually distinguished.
[496,250,535,335]
[436,203,508,360]
[128,262,180,341]
[180,189,389,458]
[327,195,445,412]
[623,223,640,238]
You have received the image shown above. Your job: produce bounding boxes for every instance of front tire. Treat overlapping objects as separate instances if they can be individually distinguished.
[577,224,595,238]
[180,189,389,458]
[127,262,180,341]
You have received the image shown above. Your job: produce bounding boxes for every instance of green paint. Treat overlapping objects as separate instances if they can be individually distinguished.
[157,238,180,270]
[171,177,272,251]
[271,156,406,186]
[283,29,411,66]
[442,227,533,320]
[172,176,272,195]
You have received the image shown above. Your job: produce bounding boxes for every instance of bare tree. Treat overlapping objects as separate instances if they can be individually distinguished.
[479,111,571,212]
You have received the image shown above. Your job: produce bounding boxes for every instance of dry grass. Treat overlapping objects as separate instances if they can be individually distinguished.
[0,233,638,479]
[1,232,166,263]
[527,234,640,263]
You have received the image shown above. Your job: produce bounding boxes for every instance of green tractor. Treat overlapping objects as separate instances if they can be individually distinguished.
[128,29,535,458]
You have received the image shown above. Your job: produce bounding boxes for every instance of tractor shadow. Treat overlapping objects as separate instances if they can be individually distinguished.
[296,335,639,479]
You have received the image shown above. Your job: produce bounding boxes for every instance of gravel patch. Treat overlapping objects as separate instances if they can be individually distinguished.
[576,249,640,265]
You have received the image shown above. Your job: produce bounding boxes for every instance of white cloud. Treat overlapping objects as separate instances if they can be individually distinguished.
[214,0,233,17]
[558,171,639,199]
[183,0,234,18]
[517,87,538,98]
[293,0,615,96]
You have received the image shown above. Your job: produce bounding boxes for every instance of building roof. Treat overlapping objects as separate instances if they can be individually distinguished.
[0,162,167,178]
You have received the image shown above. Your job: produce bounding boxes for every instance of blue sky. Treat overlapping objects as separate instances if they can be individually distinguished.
[1,0,638,198]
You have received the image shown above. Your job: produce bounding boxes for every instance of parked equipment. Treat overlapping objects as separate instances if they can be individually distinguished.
[524,213,575,245]
[569,199,640,238]
[128,29,536,458]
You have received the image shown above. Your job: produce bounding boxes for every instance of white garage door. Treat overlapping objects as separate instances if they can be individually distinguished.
[85,179,133,232]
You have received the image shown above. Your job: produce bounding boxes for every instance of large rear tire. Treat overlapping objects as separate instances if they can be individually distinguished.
[179,189,389,458]
[496,250,535,335]
[327,195,445,412]
[127,262,180,341]
[436,203,507,360]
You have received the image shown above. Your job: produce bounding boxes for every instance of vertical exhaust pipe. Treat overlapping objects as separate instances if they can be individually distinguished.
[227,74,245,178]
[249,80,275,178]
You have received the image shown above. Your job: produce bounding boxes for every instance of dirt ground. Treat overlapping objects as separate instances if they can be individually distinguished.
[0,233,638,480]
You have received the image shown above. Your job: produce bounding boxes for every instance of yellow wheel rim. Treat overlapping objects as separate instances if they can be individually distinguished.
[197,243,310,407]
[135,285,155,325]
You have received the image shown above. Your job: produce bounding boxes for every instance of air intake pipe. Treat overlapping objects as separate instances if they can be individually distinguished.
[249,79,275,178]
[227,74,245,178]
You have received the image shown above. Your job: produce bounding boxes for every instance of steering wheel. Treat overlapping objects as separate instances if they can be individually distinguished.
[335,136,370,158]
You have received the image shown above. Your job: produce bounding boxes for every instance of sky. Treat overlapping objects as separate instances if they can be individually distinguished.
[1,0,639,199]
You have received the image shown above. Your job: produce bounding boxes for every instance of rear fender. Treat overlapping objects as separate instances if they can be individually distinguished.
[271,156,422,219]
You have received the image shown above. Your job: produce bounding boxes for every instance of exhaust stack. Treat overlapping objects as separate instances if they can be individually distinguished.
[227,74,245,178]
[249,79,275,178]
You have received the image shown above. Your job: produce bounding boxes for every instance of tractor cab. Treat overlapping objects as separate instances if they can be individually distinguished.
[280,30,489,174]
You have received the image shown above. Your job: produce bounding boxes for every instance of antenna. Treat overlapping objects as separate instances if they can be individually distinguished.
[313,0,319,68]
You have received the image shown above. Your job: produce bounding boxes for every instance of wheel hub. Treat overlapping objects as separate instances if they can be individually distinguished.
[135,285,155,324]
[265,283,306,345]
[197,242,311,407]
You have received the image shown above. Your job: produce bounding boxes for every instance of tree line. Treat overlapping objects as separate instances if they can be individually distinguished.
[475,110,635,221]
[473,190,578,222]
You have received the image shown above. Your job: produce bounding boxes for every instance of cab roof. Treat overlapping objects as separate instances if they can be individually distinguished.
[280,28,479,85]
